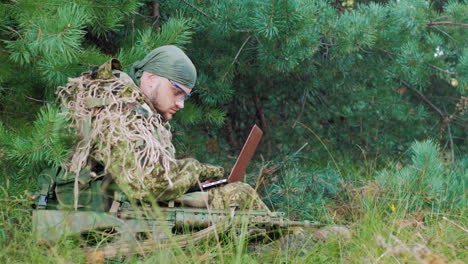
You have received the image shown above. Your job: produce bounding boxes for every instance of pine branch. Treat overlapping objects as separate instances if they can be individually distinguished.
[179,0,215,20]
[377,48,399,57]
[1,25,23,39]
[77,63,97,68]
[432,26,458,41]
[269,0,275,24]
[429,65,457,75]
[403,82,446,119]
[47,24,71,37]
[17,143,47,155]
[426,21,468,27]
[221,35,252,80]
[378,49,458,76]
[93,5,122,8]
[25,96,50,103]
[443,105,455,163]
[5,105,74,168]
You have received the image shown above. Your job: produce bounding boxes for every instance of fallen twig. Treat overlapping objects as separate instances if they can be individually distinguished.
[442,217,468,233]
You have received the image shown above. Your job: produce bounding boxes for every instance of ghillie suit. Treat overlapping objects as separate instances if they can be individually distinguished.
[51,59,268,211]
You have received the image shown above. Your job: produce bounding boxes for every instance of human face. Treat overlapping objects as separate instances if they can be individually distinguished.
[139,72,192,121]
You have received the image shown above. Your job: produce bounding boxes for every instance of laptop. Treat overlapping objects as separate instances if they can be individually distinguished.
[190,124,263,192]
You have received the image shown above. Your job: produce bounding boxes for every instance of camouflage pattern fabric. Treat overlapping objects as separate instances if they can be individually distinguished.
[208,182,270,211]
[58,59,268,211]
[109,155,225,201]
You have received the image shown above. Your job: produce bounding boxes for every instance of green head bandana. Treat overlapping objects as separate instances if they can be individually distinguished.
[130,45,197,88]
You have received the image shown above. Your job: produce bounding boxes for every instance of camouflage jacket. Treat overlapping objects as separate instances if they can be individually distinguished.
[57,59,224,202]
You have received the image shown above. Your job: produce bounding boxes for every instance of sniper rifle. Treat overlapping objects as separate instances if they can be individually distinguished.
[33,205,318,258]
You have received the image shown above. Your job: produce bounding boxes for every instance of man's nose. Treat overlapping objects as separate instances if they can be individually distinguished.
[175,99,184,109]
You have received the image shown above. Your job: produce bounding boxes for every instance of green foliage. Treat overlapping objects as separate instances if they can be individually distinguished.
[1,0,466,162]
[7,2,89,66]
[0,105,75,179]
[263,165,343,221]
[377,139,466,211]
[174,102,226,127]
[77,0,141,36]
[152,0,467,161]
[117,16,194,66]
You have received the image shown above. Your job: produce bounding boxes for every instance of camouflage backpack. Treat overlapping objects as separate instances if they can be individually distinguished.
[35,166,121,212]
[35,61,131,212]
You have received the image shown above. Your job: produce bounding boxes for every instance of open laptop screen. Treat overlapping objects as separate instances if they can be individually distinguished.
[197,125,263,190]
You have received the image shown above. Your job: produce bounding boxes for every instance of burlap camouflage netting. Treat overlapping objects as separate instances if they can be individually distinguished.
[57,68,175,209]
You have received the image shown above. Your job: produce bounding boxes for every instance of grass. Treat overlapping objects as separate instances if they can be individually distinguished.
[0,141,466,263]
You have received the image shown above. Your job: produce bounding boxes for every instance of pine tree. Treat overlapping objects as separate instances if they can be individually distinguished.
[161,0,467,160]
[0,0,466,186]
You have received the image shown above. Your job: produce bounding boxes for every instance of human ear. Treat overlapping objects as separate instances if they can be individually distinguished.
[141,71,155,82]
[148,73,158,80]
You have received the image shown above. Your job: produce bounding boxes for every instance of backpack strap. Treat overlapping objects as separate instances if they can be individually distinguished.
[109,192,123,213]
[36,168,59,209]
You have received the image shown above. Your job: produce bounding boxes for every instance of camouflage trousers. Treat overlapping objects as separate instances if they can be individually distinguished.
[139,158,269,211]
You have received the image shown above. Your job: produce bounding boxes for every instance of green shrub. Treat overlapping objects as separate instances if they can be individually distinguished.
[377,139,466,212]
[263,165,343,221]
[1,105,75,176]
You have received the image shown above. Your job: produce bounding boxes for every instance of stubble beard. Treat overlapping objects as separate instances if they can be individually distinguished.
[158,108,172,122]
[150,88,173,122]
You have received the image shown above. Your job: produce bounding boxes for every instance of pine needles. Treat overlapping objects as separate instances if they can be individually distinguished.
[1,105,75,179]
[377,140,466,212]
[117,16,193,67]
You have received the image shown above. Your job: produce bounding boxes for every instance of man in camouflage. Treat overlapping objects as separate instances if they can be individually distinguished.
[58,45,268,211]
